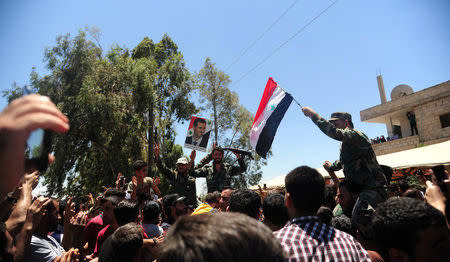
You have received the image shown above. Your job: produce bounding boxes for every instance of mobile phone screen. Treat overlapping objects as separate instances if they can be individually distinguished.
[22,86,52,172]
[26,129,45,158]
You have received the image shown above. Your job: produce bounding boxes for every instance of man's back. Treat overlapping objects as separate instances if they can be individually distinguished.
[274,216,370,262]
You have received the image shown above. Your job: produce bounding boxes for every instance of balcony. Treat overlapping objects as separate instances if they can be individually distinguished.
[372,135,420,156]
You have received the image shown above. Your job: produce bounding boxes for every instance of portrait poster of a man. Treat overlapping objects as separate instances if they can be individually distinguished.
[184,116,213,152]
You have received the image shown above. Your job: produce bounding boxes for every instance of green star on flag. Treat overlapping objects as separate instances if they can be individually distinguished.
[188,130,192,135]
[270,104,276,111]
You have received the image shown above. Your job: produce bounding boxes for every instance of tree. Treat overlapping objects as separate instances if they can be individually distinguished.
[131,35,196,174]
[195,58,268,188]
[3,29,196,197]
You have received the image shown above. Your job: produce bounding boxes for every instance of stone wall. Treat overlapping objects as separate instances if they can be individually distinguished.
[373,135,420,156]
[415,96,450,142]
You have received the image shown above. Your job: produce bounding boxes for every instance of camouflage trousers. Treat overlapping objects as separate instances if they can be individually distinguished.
[351,186,387,237]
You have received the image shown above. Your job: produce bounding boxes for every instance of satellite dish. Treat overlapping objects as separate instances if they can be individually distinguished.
[391,84,413,100]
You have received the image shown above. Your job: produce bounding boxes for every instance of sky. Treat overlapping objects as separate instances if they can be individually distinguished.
[1,0,449,191]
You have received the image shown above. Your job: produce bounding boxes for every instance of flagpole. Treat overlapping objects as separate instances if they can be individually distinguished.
[278,85,303,109]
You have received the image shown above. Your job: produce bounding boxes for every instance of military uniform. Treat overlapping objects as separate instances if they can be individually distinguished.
[127,177,156,200]
[309,112,387,221]
[192,152,247,193]
[155,159,197,207]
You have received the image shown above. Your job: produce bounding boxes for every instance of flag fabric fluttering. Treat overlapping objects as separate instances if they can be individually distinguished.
[250,77,293,158]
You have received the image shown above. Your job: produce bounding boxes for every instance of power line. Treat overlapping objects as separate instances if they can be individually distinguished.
[232,0,339,87]
[225,0,300,72]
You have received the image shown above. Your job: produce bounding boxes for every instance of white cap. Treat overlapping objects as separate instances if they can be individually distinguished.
[176,157,189,165]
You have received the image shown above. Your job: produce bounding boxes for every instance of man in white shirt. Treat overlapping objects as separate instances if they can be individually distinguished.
[26,200,65,262]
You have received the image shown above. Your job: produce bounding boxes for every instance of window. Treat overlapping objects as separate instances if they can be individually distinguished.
[439,113,450,128]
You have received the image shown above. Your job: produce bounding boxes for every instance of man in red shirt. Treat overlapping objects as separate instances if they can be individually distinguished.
[84,192,123,255]
[94,200,139,257]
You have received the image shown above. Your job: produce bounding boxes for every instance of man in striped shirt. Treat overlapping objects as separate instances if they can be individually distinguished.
[274,166,371,262]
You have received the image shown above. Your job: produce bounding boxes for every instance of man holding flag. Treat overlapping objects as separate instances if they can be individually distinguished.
[301,106,387,221]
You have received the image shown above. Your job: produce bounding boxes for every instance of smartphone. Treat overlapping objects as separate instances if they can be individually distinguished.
[23,86,53,173]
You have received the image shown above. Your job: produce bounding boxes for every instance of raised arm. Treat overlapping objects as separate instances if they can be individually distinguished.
[5,171,39,237]
[0,94,69,197]
[228,152,247,176]
[194,152,212,169]
[302,106,351,142]
[324,161,340,186]
[153,143,175,181]
[14,197,52,262]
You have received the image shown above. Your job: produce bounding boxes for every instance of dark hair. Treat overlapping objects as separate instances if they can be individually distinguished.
[104,188,126,198]
[285,166,325,213]
[44,199,57,212]
[403,189,423,200]
[316,206,333,225]
[387,184,399,196]
[114,200,139,226]
[159,212,286,262]
[58,199,67,222]
[331,214,355,236]
[323,185,337,209]
[110,223,143,262]
[431,165,446,182]
[132,160,147,172]
[106,196,122,207]
[229,189,261,218]
[162,194,181,222]
[193,118,206,127]
[339,180,360,195]
[372,198,447,257]
[205,191,220,205]
[212,146,224,155]
[262,193,289,228]
[380,165,393,184]
[142,201,161,222]
[397,179,410,194]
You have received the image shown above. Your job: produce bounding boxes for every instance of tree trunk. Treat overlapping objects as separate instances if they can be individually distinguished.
[213,102,218,144]
[148,105,154,176]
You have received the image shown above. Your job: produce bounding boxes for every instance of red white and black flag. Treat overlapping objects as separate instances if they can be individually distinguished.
[250,78,292,158]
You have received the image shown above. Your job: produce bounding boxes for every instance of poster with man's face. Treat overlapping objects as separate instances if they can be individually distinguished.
[184,116,213,152]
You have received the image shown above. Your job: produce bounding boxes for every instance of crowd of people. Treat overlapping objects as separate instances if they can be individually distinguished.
[370,134,402,145]
[370,111,419,145]
[0,94,449,262]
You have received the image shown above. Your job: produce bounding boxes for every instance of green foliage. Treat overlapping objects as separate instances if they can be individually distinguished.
[406,175,426,191]
[391,174,426,191]
[3,29,196,198]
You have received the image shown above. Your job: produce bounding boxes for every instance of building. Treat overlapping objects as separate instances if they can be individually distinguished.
[360,76,450,156]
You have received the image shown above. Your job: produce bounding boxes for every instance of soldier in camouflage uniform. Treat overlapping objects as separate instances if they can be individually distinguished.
[154,144,198,207]
[302,107,387,221]
[192,146,247,193]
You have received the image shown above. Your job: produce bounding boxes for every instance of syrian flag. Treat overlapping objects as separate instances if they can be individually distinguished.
[250,78,293,158]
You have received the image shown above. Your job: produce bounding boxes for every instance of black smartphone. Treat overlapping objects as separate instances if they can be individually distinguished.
[24,130,52,172]
[22,86,53,173]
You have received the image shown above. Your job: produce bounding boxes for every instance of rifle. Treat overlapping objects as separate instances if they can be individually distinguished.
[223,147,254,160]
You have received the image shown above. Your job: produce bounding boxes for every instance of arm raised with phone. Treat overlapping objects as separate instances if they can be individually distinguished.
[0,94,70,197]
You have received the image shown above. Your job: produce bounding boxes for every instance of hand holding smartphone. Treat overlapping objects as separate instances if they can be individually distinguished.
[23,86,53,173]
